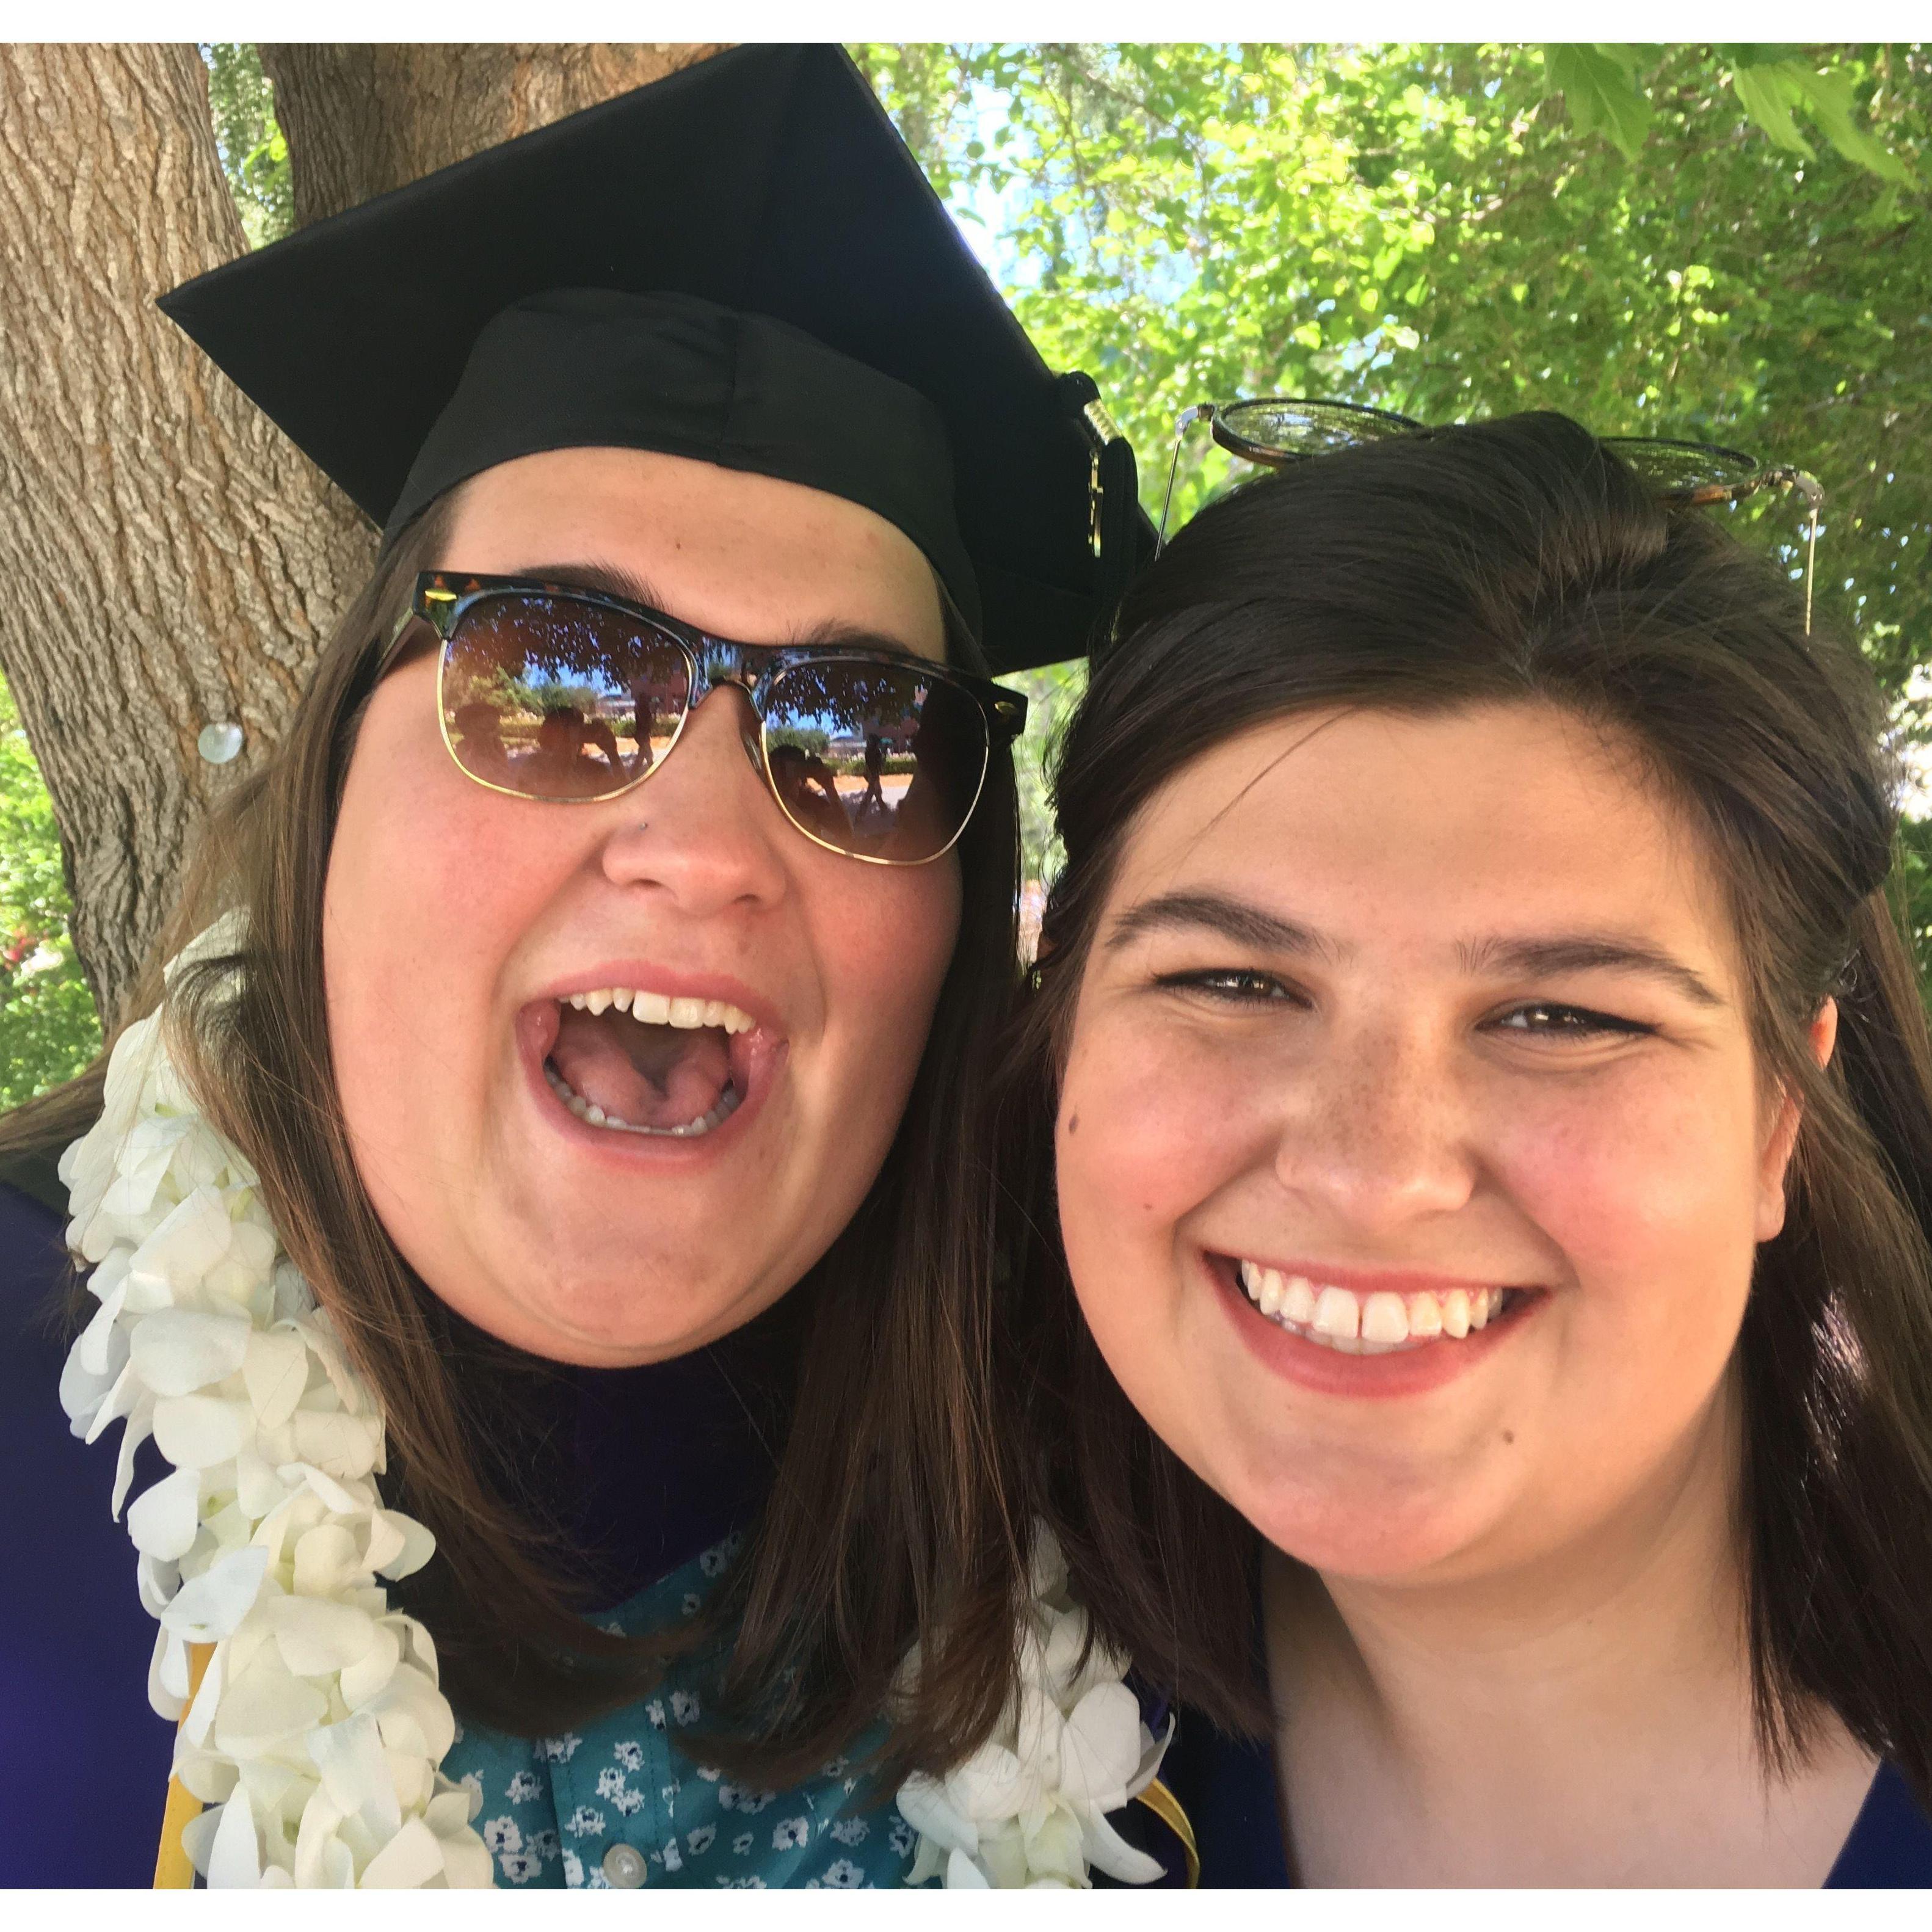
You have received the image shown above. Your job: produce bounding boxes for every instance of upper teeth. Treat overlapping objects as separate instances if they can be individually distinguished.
[1237,1260,1509,1353]
[564,987,755,1034]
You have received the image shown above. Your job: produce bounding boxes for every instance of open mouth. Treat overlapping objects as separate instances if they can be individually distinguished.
[1233,1257,1533,1354]
[542,986,755,1139]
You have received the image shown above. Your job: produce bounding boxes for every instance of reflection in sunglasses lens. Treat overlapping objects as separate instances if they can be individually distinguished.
[440,595,689,800]
[764,664,987,862]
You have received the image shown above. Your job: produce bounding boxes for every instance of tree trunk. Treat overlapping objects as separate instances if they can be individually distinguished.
[0,44,375,1026]
[260,44,725,225]
[0,43,725,1029]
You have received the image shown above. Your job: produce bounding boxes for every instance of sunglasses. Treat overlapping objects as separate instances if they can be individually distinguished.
[380,573,1028,866]
[1159,398,1827,631]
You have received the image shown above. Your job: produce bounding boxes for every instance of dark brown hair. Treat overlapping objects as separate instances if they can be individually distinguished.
[3,493,1027,1782]
[997,412,1932,1804]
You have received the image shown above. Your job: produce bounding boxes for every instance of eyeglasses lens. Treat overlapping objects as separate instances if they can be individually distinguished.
[1600,438,1760,506]
[439,595,691,801]
[1213,398,1423,465]
[764,663,987,863]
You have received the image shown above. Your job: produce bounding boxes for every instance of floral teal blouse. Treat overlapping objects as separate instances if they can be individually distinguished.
[442,1531,922,1890]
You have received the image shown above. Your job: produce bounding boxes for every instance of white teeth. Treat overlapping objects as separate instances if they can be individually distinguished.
[1360,1291,1408,1345]
[1311,1286,1360,1341]
[1233,1262,1517,1355]
[542,1061,743,1138]
[559,987,755,1034]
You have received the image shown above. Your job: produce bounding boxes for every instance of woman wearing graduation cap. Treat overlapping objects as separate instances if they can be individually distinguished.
[0,46,1161,1889]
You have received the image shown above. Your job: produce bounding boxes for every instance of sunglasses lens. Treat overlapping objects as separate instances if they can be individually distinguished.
[438,594,689,800]
[763,662,989,863]
[1602,437,1761,506]
[1213,398,1423,465]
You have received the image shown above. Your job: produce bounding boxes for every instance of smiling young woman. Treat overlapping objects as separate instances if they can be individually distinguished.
[997,411,1932,1885]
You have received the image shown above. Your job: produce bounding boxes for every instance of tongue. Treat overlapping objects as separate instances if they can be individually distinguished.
[550,1006,732,1129]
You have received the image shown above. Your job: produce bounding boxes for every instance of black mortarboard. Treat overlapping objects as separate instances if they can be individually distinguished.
[158,43,1150,672]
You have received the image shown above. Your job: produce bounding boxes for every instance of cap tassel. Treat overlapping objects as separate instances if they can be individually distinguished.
[1056,372,1143,659]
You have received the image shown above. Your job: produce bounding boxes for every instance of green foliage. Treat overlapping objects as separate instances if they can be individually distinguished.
[1545,45,1653,161]
[855,42,1931,993]
[0,675,100,1106]
[202,43,294,247]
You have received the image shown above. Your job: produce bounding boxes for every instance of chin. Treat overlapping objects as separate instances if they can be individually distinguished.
[1216,1439,1497,1581]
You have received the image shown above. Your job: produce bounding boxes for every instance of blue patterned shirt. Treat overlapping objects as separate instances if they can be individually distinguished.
[443,1532,921,1890]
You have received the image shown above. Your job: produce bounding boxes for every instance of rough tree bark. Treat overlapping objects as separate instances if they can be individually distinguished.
[0,43,722,1028]
[261,45,725,223]
[0,45,374,1026]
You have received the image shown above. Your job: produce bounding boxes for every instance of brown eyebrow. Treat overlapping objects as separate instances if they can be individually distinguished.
[1107,890,1724,1009]
[1105,890,1340,960]
[1457,933,1726,1008]
[509,561,928,659]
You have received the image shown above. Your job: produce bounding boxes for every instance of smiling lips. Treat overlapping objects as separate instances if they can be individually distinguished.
[545,984,758,1137]
[1236,1258,1519,1355]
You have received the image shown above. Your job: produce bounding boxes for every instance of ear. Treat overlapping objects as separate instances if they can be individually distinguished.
[1756,998,1839,1242]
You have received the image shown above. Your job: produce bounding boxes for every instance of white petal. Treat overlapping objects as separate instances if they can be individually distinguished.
[148,1624,189,1721]
[1057,1680,1146,1807]
[435,1825,495,1890]
[153,1393,251,1469]
[292,1409,380,1482]
[161,1544,268,1641]
[280,1461,371,1518]
[58,1326,120,1433]
[1021,1806,1088,1887]
[137,1551,181,1617]
[946,1846,992,1889]
[292,1523,362,1599]
[128,1465,202,1561]
[368,1509,435,1581]
[125,1182,232,1288]
[263,1594,378,1676]
[339,1620,401,1709]
[74,1274,130,1378]
[309,1712,402,1841]
[896,1773,978,1855]
[234,1449,291,1519]
[214,1643,331,1758]
[206,1784,263,1887]
[292,1787,352,1889]
[945,1741,1033,1823]
[360,1815,446,1889]
[109,1401,156,1517]
[1080,1806,1166,1886]
[363,1661,455,1763]
[183,1642,226,1747]
[180,1803,223,1878]
[133,1307,252,1396]
[243,1327,310,1429]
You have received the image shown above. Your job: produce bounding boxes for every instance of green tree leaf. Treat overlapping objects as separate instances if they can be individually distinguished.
[1544,44,1654,161]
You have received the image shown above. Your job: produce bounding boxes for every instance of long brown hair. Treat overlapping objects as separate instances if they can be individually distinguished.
[998,412,1932,1804]
[3,492,1027,1782]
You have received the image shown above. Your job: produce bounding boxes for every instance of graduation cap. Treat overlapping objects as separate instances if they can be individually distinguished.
[158,43,1150,673]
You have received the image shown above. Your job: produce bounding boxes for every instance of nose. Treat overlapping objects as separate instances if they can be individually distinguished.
[1270,1015,1478,1233]
[595,686,788,913]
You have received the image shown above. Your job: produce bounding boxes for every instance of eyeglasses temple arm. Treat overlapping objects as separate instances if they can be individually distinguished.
[1158,405,1216,554]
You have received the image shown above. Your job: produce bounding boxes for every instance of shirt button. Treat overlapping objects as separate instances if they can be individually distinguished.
[602,1843,647,1888]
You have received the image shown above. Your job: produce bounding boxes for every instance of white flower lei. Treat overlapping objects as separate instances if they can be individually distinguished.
[60,921,1171,1890]
[895,1528,1173,1889]
[58,921,490,1887]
